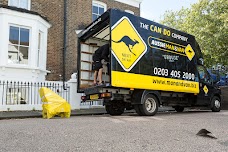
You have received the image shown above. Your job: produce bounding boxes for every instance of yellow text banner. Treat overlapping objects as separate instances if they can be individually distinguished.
[112,71,199,94]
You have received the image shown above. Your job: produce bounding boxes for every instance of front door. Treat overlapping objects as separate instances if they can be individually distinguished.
[196,65,214,105]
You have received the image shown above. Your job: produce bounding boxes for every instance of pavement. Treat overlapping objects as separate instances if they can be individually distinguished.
[0,107,174,120]
[0,108,107,120]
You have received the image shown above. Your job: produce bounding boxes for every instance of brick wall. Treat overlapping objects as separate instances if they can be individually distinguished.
[0,0,8,5]
[65,0,140,80]
[1,0,140,81]
[31,0,65,81]
[221,86,228,110]
[31,0,140,81]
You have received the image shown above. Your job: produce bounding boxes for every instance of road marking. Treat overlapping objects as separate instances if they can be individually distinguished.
[100,116,124,123]
[109,118,125,123]
[100,116,165,123]
[149,117,165,121]
[119,117,149,122]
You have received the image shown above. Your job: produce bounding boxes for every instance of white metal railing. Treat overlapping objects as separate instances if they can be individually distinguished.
[0,77,104,111]
[0,80,70,111]
[80,100,103,109]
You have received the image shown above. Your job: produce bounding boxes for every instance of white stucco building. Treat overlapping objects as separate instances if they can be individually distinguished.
[0,4,51,81]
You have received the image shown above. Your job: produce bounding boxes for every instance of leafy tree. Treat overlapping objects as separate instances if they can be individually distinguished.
[161,0,228,67]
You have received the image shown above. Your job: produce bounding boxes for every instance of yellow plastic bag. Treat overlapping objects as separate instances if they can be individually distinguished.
[39,87,71,119]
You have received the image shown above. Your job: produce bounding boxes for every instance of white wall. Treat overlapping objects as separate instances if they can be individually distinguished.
[114,0,143,8]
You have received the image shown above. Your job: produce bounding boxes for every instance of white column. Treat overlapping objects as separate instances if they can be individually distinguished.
[0,14,9,66]
[68,73,81,109]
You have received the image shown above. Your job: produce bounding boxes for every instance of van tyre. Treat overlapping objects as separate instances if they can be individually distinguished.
[211,96,221,112]
[134,105,143,116]
[105,102,124,116]
[174,106,184,112]
[138,94,159,116]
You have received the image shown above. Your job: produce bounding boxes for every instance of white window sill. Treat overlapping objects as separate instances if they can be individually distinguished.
[0,65,50,73]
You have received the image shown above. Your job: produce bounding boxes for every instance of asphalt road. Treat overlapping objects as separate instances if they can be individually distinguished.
[0,110,228,152]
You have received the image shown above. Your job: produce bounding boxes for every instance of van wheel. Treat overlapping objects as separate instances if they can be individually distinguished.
[134,105,143,116]
[139,94,158,116]
[211,96,221,112]
[105,102,124,116]
[174,106,184,112]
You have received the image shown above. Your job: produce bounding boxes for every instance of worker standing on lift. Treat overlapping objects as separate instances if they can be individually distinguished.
[92,43,109,85]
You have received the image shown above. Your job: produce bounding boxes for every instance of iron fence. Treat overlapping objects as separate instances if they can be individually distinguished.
[80,100,103,108]
[0,81,70,106]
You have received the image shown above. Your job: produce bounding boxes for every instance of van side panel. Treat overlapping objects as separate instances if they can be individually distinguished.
[110,9,199,94]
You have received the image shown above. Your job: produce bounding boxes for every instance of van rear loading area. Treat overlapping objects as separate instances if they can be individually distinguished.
[77,9,221,116]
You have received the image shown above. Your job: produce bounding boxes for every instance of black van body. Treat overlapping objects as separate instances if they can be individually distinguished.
[77,9,221,116]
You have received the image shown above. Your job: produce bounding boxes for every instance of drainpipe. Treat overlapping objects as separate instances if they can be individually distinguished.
[63,0,67,89]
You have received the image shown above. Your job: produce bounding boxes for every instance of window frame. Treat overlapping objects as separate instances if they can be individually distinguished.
[8,0,31,10]
[125,10,134,15]
[8,24,31,65]
[92,0,107,21]
[37,31,44,67]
